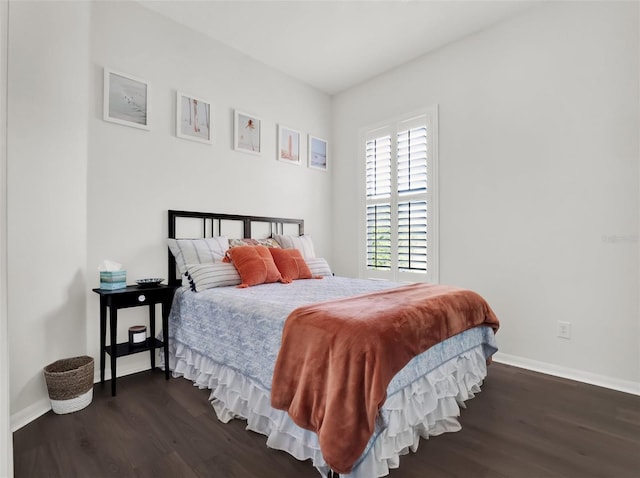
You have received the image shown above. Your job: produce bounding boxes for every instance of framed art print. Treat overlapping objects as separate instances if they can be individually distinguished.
[103,68,149,130]
[177,91,212,144]
[308,135,327,171]
[277,125,301,165]
[234,110,262,155]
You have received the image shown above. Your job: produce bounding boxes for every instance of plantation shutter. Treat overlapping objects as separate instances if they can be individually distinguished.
[397,200,427,272]
[362,109,438,282]
[397,124,428,274]
[366,204,391,270]
[365,130,392,271]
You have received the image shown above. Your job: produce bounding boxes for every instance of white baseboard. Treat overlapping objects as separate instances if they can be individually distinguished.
[10,397,50,432]
[11,363,153,432]
[493,352,640,396]
[91,361,153,385]
[13,355,638,431]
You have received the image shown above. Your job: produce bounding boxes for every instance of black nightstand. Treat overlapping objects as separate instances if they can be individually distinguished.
[92,284,176,396]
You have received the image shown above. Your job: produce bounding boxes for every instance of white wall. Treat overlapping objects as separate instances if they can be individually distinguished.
[332,1,639,391]
[1,0,12,473]
[8,0,331,428]
[85,1,331,378]
[8,0,90,428]
[7,0,637,442]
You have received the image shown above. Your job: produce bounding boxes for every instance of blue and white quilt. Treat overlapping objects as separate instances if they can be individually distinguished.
[168,276,498,395]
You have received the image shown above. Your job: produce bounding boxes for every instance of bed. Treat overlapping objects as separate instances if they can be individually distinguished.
[164,210,500,478]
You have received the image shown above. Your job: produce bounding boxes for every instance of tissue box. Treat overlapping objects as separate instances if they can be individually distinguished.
[100,271,126,290]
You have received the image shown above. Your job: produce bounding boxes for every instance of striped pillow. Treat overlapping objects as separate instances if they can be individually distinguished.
[167,237,229,275]
[185,263,241,291]
[273,234,316,259]
[305,257,333,277]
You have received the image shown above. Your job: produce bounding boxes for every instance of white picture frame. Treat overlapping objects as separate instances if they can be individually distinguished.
[234,110,262,155]
[103,68,149,130]
[176,91,212,144]
[277,125,301,165]
[308,135,328,171]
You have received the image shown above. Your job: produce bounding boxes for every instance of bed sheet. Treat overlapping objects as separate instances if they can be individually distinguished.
[166,276,498,476]
[169,277,396,389]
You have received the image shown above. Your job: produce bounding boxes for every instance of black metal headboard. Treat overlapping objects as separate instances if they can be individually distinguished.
[167,210,305,286]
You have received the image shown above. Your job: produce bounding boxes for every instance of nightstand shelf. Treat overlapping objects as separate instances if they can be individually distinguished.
[105,337,164,358]
[92,284,176,396]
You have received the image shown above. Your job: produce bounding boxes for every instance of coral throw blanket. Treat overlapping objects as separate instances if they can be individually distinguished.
[271,283,500,474]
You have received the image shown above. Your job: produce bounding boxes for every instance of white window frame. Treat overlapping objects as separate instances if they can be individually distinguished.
[358,106,439,284]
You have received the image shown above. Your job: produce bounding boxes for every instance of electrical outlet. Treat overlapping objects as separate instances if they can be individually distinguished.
[557,321,571,339]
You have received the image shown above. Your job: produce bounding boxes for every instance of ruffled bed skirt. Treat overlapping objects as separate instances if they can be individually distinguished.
[164,341,488,478]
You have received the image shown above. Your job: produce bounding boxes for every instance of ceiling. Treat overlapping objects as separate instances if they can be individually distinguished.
[139,0,539,95]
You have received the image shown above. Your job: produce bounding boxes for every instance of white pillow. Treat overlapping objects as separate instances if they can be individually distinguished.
[305,257,332,277]
[185,263,241,291]
[167,237,229,275]
[273,234,316,259]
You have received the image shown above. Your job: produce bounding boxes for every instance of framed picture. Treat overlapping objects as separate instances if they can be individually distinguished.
[103,68,149,130]
[234,110,262,155]
[277,125,301,165]
[176,91,212,144]
[308,135,328,171]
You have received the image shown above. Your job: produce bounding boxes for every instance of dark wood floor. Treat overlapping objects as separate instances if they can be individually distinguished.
[13,363,640,478]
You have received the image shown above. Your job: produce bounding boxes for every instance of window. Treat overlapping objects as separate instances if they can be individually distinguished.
[361,107,438,283]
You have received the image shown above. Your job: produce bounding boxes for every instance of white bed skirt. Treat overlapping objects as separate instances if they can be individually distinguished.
[165,341,488,478]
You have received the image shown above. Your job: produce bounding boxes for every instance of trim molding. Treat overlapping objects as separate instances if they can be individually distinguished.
[493,352,640,396]
[12,352,639,431]
[11,362,153,431]
[10,398,50,432]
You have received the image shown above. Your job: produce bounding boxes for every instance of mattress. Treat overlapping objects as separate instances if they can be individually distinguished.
[164,276,498,477]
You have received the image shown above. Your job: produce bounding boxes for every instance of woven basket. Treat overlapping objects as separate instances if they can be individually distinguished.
[43,355,94,414]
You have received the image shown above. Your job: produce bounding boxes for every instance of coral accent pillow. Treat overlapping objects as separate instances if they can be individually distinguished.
[224,245,284,287]
[269,248,313,281]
